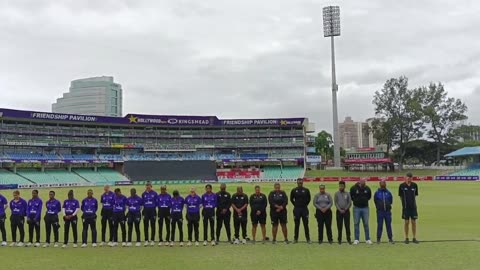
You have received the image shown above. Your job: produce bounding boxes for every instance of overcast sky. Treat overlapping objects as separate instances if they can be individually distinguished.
[1,0,480,132]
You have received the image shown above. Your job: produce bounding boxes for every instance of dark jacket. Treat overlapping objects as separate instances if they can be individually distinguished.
[374,188,393,212]
[350,183,372,208]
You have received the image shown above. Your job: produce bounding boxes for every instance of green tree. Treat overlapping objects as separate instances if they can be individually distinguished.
[421,83,468,163]
[369,117,395,155]
[315,130,333,161]
[373,76,424,170]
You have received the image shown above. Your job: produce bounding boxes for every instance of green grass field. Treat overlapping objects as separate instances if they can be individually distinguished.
[0,181,478,270]
[305,169,447,177]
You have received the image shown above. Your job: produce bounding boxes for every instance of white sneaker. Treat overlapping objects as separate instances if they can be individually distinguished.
[73,244,78,248]
[195,241,199,247]
[234,239,240,245]
[242,239,247,244]
[81,244,87,248]
[144,241,149,246]
[112,242,118,247]
[158,241,163,246]
[170,242,174,247]
[366,240,373,245]
[99,242,105,247]
[135,242,141,247]
[122,242,127,247]
[62,244,67,248]
[92,243,97,248]
[17,242,24,247]
[43,243,50,248]
[107,241,112,246]
[126,242,132,247]
[9,242,15,247]
[150,241,155,246]
[203,241,208,246]
[180,242,184,247]
[187,241,192,247]
[1,241,7,247]
[54,243,59,248]
[211,240,216,246]
[353,240,360,245]
[34,243,40,248]
[26,242,32,247]
[164,241,169,247]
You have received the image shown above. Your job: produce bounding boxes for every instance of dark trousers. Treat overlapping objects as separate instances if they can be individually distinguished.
[27,217,41,243]
[376,210,393,240]
[82,216,97,244]
[233,214,247,239]
[0,214,7,242]
[143,208,156,241]
[101,208,113,242]
[171,213,183,242]
[44,214,59,244]
[158,209,170,242]
[127,212,141,243]
[64,217,78,244]
[203,209,215,241]
[187,213,200,242]
[112,212,126,243]
[293,207,310,241]
[336,209,351,243]
[10,215,25,242]
[316,209,333,242]
[216,210,231,241]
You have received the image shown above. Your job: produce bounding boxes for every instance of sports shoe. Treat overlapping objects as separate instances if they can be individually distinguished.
[293,239,298,244]
[164,241,169,247]
[233,239,240,245]
[54,243,59,248]
[203,241,208,246]
[43,243,50,248]
[135,242,141,247]
[126,242,132,247]
[99,242,105,247]
[92,243,97,248]
[170,242,174,247]
[9,242,15,247]
[404,238,410,244]
[122,242,127,247]
[108,242,114,247]
[211,240,216,246]
[17,242,24,247]
[1,241,7,247]
[180,242,184,247]
[158,241,163,246]
[187,241,192,247]
[377,239,381,244]
[389,239,395,244]
[34,243,40,248]
[366,240,373,245]
[412,238,419,244]
[62,244,67,248]
[242,239,247,245]
[73,244,78,248]
[144,241,149,246]
[195,241,199,247]
[26,242,32,247]
[285,240,290,245]
[150,241,155,246]
[353,240,360,245]
[81,244,87,248]
[111,242,118,247]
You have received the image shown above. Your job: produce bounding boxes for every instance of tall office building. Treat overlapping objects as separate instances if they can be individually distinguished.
[52,76,123,117]
[339,117,386,151]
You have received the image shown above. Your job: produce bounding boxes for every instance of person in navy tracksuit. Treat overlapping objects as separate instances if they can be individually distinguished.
[374,180,394,244]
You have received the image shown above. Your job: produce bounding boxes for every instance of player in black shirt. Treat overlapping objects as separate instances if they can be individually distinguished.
[231,186,248,244]
[398,172,419,244]
[268,183,289,244]
[249,185,267,243]
[290,178,311,243]
[216,183,232,244]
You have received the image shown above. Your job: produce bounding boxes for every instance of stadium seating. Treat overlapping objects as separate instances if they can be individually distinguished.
[261,166,304,179]
[46,170,90,184]
[73,168,126,185]
[450,164,480,177]
[97,168,130,182]
[17,169,59,184]
[98,154,125,161]
[6,153,58,160]
[0,169,32,185]
[62,154,96,160]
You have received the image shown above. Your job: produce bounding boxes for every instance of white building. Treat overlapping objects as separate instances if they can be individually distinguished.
[52,76,122,117]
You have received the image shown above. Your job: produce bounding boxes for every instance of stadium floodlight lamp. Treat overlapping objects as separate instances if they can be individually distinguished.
[323,6,341,37]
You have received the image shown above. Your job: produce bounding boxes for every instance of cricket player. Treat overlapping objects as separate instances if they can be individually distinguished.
[26,189,42,247]
[127,188,143,247]
[100,185,115,246]
[81,189,98,247]
[142,182,158,246]
[10,190,27,247]
[43,191,61,248]
[202,184,217,246]
[62,190,80,248]
[157,185,171,246]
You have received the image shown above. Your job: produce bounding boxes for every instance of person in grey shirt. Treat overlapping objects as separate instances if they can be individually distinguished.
[313,184,333,244]
[334,181,352,245]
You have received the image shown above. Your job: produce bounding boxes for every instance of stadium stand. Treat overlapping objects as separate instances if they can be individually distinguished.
[449,164,480,177]
[16,169,59,184]
[46,170,90,184]
[261,166,304,179]
[73,169,113,185]
[0,169,32,185]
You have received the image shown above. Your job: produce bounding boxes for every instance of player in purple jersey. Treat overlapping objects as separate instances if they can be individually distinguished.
[112,188,128,247]
[142,182,157,246]
[26,189,42,247]
[170,190,185,247]
[185,187,202,247]
[0,192,8,246]
[43,191,61,248]
[157,185,171,246]
[127,188,143,247]
[62,190,80,248]
[202,184,217,246]
[10,190,27,247]
[81,189,98,247]
[100,185,115,246]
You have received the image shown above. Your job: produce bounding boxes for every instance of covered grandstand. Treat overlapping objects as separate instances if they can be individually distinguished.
[0,108,311,187]
[445,147,480,177]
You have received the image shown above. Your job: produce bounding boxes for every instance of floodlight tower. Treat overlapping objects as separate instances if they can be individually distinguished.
[323,6,341,168]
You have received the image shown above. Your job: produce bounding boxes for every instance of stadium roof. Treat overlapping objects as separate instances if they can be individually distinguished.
[445,147,480,157]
